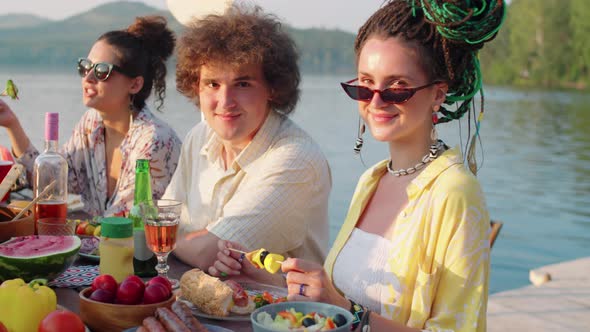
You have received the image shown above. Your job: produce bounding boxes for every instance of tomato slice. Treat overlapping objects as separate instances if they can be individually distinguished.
[325,317,336,329]
[274,296,287,303]
[278,311,297,325]
[262,291,274,303]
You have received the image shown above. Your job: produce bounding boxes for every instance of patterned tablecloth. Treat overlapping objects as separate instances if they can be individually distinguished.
[48,265,99,288]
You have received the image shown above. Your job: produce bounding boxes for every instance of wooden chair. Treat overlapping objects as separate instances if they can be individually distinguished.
[490,220,503,248]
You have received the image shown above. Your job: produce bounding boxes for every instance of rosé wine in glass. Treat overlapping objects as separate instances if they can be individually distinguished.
[142,199,182,289]
[145,221,179,254]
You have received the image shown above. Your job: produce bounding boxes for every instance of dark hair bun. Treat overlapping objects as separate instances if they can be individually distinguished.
[127,16,175,61]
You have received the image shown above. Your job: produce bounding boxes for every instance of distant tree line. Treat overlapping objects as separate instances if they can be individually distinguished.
[0,28,355,75]
[288,27,356,75]
[1,0,587,89]
[479,0,588,89]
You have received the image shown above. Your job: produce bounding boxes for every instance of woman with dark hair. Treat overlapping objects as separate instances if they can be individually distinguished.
[212,1,505,331]
[0,16,181,216]
[165,5,331,270]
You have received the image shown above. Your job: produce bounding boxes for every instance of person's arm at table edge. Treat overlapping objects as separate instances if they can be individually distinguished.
[173,229,221,270]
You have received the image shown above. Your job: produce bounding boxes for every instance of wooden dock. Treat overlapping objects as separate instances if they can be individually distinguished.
[487,256,590,331]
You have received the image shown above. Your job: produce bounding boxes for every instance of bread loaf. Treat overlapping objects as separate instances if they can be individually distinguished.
[179,269,233,317]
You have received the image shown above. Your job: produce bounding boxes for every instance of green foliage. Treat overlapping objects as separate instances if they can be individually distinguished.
[569,0,590,84]
[480,0,588,89]
[287,27,355,74]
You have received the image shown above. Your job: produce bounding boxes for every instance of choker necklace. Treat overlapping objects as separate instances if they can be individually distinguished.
[387,139,447,177]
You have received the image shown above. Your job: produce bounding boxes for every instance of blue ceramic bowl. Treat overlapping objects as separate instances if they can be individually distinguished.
[251,301,353,332]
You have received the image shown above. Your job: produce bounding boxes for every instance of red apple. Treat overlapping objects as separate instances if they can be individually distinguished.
[142,283,171,304]
[75,221,89,235]
[116,280,144,305]
[146,276,173,294]
[91,274,118,294]
[122,275,145,292]
[89,289,115,303]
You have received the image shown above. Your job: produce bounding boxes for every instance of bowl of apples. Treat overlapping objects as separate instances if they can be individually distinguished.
[79,274,175,332]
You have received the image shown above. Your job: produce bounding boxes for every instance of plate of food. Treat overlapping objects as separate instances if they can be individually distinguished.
[78,236,99,262]
[73,218,101,237]
[179,269,287,322]
[123,323,234,332]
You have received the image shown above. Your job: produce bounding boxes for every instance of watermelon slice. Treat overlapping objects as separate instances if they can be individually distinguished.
[0,235,81,282]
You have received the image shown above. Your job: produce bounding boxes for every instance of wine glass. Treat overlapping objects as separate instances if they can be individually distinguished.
[142,199,182,289]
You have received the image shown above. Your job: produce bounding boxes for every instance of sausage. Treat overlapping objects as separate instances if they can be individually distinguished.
[155,307,191,332]
[136,327,148,332]
[224,279,248,307]
[172,301,209,332]
[142,316,166,332]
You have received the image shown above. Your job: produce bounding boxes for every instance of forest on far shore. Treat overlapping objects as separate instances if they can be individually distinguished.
[0,0,587,90]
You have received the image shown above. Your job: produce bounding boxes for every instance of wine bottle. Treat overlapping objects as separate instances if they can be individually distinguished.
[33,113,68,222]
[129,159,157,277]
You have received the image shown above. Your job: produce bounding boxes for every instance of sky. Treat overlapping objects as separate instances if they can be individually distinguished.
[0,0,388,33]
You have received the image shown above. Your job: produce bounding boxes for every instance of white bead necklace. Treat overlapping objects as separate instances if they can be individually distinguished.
[387,140,447,177]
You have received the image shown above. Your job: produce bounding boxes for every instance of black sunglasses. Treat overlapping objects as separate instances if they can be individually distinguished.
[77,58,131,81]
[340,78,442,104]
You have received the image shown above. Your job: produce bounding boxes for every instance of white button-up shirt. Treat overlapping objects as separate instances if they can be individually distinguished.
[163,111,331,263]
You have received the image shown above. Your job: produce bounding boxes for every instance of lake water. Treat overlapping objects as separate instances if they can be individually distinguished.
[1,68,589,294]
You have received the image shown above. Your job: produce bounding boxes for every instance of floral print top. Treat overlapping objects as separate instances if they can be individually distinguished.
[17,107,181,217]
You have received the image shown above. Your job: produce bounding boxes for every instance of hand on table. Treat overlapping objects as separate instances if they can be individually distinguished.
[281,258,349,309]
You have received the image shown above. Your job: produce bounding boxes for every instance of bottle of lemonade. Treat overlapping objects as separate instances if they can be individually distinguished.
[129,159,157,277]
[33,112,68,222]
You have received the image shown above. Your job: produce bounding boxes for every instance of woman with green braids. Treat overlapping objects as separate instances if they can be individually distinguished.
[211,0,505,331]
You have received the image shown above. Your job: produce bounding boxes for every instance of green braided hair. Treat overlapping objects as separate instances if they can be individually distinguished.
[354,0,506,173]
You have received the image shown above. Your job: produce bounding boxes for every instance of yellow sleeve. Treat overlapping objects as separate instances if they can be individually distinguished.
[425,186,490,332]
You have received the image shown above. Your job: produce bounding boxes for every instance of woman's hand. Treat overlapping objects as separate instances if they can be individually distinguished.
[0,99,30,158]
[0,99,19,129]
[281,258,349,309]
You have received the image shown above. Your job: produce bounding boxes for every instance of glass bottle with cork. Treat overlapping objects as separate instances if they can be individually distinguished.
[129,159,157,277]
[33,112,68,222]
[99,217,134,282]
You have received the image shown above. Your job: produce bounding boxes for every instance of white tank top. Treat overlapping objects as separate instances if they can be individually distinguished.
[332,227,397,314]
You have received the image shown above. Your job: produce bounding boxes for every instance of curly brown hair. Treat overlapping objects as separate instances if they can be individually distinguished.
[176,5,300,115]
[99,16,175,112]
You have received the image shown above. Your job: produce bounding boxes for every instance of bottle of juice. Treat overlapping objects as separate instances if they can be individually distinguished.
[129,159,158,277]
[99,217,134,282]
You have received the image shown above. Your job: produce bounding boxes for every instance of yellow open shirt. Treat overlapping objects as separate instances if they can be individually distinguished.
[325,148,490,332]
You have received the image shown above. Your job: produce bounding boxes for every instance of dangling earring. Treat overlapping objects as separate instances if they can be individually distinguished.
[353,116,365,154]
[431,125,438,142]
[129,94,135,111]
[431,105,440,142]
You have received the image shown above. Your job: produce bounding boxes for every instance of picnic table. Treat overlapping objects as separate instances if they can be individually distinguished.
[56,254,253,332]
